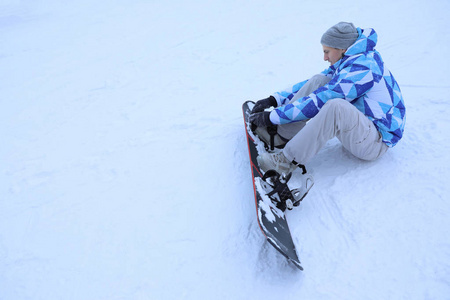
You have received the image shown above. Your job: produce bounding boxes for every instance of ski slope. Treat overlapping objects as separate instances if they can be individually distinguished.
[1,0,450,299]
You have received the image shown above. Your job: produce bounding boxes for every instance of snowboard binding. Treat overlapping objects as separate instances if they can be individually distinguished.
[247,105,288,151]
[260,169,305,212]
[251,123,288,151]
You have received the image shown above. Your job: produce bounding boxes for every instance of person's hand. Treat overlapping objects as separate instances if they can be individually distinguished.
[251,96,277,113]
[249,111,272,127]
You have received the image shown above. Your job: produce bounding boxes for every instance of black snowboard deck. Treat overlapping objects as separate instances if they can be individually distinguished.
[242,101,303,270]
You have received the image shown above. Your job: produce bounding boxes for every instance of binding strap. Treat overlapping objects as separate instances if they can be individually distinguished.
[292,160,307,174]
[267,125,277,151]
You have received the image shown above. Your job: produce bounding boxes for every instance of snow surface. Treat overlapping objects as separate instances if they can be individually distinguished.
[1,0,450,299]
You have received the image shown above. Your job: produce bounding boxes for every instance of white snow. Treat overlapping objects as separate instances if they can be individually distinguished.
[1,0,450,299]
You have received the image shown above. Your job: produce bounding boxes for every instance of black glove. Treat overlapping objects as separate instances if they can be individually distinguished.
[249,111,273,127]
[251,96,277,113]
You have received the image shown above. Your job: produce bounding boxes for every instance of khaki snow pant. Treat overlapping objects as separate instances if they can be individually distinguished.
[279,74,388,164]
[277,74,332,140]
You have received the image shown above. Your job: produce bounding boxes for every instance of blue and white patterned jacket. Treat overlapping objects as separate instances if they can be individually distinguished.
[269,28,405,147]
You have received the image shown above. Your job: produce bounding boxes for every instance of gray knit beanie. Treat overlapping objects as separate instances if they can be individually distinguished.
[321,22,358,49]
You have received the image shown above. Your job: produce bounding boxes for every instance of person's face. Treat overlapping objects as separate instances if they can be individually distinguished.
[322,46,346,65]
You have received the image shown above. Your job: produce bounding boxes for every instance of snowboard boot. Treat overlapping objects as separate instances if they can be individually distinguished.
[257,151,296,174]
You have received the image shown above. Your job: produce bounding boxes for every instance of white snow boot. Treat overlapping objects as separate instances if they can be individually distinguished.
[257,151,296,174]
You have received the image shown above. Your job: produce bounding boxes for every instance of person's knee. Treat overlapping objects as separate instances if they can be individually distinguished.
[321,98,349,113]
[319,99,358,129]
[325,98,348,106]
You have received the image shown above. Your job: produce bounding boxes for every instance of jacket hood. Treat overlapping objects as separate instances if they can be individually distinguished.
[345,28,378,56]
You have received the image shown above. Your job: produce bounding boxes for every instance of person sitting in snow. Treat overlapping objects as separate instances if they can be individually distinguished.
[249,22,406,181]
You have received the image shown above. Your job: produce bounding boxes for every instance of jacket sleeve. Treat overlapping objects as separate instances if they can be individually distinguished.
[271,79,309,106]
[271,67,334,106]
[269,62,375,125]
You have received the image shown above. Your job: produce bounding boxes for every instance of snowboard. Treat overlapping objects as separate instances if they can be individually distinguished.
[242,100,303,270]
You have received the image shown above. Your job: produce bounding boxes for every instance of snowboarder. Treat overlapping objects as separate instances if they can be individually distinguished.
[249,22,406,177]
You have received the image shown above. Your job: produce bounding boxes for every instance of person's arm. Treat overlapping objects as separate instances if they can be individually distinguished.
[270,63,374,125]
[271,79,309,106]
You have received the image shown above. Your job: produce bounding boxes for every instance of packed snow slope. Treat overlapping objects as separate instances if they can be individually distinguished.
[1,0,450,299]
